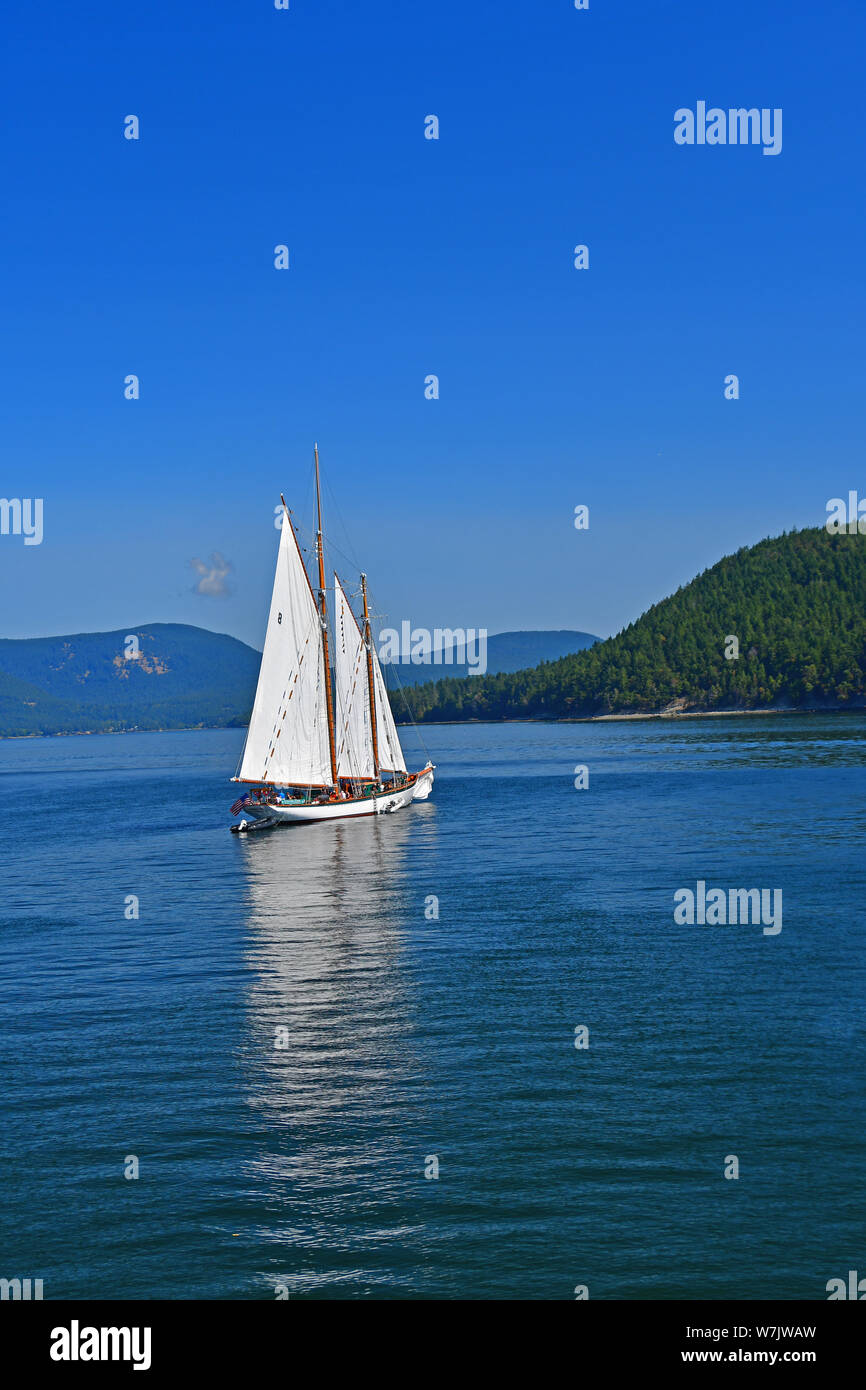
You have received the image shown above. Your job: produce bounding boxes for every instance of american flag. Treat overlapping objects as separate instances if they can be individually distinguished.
[229,794,249,816]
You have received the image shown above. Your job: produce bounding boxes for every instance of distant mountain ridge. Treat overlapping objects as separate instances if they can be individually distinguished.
[0,624,260,736]
[382,629,599,687]
[0,623,599,738]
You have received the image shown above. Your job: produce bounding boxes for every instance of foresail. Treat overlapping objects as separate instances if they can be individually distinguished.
[238,512,333,786]
[333,573,375,779]
[372,645,408,773]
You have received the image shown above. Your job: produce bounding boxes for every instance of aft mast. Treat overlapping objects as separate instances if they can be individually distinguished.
[360,573,381,784]
[314,443,340,792]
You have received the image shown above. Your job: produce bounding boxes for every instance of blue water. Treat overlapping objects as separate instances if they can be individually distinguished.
[0,716,864,1300]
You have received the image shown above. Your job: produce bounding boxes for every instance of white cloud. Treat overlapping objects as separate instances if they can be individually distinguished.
[190,552,232,598]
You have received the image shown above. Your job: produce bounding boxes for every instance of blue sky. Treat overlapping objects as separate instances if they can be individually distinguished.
[1,0,864,649]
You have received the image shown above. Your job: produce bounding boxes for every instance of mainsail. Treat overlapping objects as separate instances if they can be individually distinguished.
[237,510,333,786]
[333,572,375,780]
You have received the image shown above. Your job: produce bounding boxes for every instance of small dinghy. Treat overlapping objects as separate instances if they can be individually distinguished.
[230,816,279,834]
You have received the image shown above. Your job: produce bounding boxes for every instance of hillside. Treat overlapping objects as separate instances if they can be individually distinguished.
[0,623,602,738]
[382,629,598,687]
[0,624,260,736]
[5,531,862,736]
[397,529,866,722]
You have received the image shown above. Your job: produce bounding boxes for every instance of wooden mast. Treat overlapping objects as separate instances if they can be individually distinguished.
[314,444,340,791]
[360,573,381,783]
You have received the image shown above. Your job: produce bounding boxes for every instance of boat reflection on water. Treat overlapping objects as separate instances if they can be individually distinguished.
[239,812,425,1092]
[233,808,438,1295]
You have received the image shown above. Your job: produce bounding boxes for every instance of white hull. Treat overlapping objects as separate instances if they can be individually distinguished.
[236,763,434,826]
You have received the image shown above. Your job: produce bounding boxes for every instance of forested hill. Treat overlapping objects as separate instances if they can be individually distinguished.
[396,529,866,722]
[0,624,260,736]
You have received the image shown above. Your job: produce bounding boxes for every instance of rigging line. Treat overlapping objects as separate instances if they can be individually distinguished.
[321,467,363,577]
[365,581,432,763]
[321,532,369,583]
[285,498,374,610]
[385,660,432,762]
[282,461,318,584]
[283,454,369,585]
[291,517,362,592]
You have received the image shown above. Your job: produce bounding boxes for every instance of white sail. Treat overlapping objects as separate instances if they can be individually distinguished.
[238,511,333,787]
[333,573,376,780]
[372,644,407,774]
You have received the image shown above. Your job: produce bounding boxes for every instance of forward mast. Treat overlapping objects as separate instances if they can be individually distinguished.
[360,573,381,783]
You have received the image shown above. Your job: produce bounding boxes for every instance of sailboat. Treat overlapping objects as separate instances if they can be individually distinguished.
[230,446,435,827]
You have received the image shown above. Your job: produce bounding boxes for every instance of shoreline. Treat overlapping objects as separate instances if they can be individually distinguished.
[576,705,865,723]
[409,705,866,727]
[2,705,864,740]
